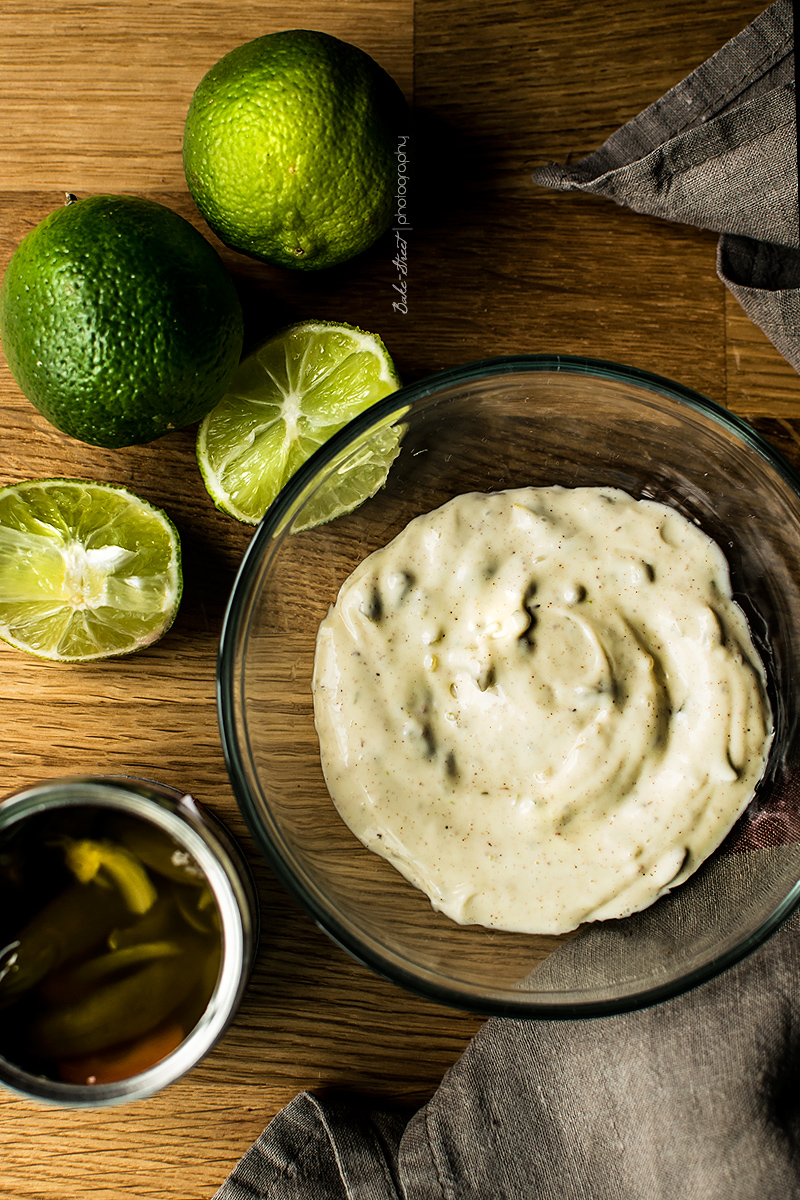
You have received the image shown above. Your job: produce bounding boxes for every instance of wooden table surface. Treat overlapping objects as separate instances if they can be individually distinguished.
[1,1,795,1196]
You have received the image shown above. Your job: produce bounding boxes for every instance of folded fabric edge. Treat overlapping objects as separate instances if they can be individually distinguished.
[530,0,794,188]
[717,235,800,374]
[212,1091,408,1200]
[529,82,797,248]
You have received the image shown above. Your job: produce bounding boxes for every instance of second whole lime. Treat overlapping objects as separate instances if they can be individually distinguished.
[182,30,409,271]
[0,194,244,448]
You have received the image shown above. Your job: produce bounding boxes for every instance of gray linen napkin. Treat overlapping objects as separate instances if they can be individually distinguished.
[215,896,800,1200]
[530,0,799,372]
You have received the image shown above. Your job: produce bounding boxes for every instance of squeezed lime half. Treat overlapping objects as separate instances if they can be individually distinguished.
[0,478,182,662]
[196,319,402,528]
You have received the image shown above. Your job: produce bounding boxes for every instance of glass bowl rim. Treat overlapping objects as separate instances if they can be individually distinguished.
[217,352,800,1018]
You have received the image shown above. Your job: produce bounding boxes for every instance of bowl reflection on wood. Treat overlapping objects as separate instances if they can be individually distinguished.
[218,355,800,1018]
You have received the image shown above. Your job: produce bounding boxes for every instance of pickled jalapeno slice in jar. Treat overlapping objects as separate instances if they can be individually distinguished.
[0,805,222,1085]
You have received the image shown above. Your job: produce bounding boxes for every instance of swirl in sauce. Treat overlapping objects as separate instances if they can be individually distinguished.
[312,487,773,934]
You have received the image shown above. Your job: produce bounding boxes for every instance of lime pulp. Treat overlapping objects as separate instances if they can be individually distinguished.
[0,479,182,662]
[196,320,403,528]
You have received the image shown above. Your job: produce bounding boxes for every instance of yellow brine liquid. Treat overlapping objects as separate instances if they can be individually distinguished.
[0,806,222,1084]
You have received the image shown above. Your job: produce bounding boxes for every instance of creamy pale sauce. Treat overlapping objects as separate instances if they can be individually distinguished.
[312,487,773,935]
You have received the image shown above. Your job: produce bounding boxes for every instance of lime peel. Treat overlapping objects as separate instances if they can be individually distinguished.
[183,30,408,270]
[0,194,243,448]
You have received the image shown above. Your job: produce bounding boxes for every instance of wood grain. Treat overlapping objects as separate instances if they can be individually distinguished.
[0,1,797,1197]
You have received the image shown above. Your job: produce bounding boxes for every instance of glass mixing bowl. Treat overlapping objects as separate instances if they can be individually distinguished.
[217,355,800,1018]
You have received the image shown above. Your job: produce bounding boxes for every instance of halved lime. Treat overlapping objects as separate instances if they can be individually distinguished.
[196,320,402,528]
[0,479,182,663]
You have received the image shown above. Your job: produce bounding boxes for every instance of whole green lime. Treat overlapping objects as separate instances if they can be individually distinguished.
[182,30,408,271]
[0,194,244,448]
